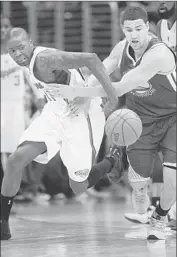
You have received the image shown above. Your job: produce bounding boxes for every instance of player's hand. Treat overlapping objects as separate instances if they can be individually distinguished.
[46,84,76,100]
[68,97,90,118]
[103,100,119,118]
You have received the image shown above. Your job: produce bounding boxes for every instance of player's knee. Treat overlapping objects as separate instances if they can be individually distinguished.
[128,166,150,191]
[6,150,24,173]
[69,178,88,195]
[6,145,30,172]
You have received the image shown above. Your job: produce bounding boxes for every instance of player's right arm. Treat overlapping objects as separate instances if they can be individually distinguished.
[35,49,118,104]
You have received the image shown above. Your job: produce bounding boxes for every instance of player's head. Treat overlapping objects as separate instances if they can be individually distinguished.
[158,1,176,19]
[1,14,12,42]
[7,27,34,66]
[120,7,149,51]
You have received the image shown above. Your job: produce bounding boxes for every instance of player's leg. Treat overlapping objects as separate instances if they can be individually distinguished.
[69,146,122,194]
[127,149,155,214]
[168,202,176,230]
[150,153,163,207]
[0,141,46,240]
[124,153,163,224]
[148,116,176,240]
[1,105,63,240]
[61,109,123,194]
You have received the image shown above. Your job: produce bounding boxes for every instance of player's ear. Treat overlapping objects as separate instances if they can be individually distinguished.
[29,39,34,47]
[120,24,125,34]
[146,21,149,31]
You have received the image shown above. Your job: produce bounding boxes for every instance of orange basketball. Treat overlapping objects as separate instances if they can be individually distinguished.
[105,108,143,146]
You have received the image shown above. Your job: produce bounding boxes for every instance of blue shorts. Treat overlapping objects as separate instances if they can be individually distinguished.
[127,115,176,178]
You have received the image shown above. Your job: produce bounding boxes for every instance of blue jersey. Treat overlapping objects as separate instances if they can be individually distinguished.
[119,37,176,122]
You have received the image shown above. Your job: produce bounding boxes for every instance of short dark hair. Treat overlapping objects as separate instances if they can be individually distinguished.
[120,6,148,24]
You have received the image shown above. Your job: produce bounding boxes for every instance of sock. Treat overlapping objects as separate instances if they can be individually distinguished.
[155,203,170,217]
[87,158,113,188]
[151,197,160,207]
[0,194,14,221]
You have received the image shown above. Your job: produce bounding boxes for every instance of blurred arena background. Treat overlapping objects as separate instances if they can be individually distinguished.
[1,1,161,58]
[0,1,170,203]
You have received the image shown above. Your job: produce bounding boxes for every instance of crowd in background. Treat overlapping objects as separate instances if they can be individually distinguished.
[0,1,174,205]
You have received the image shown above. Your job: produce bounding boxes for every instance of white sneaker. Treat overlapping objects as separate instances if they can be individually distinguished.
[147,214,167,240]
[146,240,166,257]
[124,205,155,224]
[132,187,151,214]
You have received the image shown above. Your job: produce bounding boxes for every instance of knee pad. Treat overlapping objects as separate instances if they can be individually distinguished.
[163,166,176,189]
[128,166,150,191]
[163,162,176,170]
[128,165,150,183]
[69,178,88,195]
[68,169,90,183]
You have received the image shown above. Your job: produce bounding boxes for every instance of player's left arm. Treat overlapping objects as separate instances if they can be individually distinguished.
[112,44,176,96]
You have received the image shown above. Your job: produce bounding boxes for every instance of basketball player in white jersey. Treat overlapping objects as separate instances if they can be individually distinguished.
[157,1,176,230]
[0,27,122,240]
[157,1,176,53]
[1,15,25,166]
[52,7,176,240]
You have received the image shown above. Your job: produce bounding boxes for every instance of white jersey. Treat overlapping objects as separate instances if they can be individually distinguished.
[158,19,176,49]
[26,46,102,117]
[1,53,25,103]
[1,53,26,153]
[19,46,105,182]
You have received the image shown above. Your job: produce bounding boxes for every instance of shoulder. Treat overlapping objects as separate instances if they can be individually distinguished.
[144,43,174,61]
[110,39,126,57]
[143,43,175,73]
[35,49,56,67]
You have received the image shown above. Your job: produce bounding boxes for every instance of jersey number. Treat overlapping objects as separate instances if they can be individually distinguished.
[14,74,20,86]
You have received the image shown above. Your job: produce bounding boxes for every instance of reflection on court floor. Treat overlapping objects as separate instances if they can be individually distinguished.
[1,198,176,257]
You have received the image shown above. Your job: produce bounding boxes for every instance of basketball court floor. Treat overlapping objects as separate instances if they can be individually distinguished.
[1,196,176,257]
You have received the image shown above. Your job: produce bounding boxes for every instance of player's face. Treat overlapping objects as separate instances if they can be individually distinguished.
[158,1,175,13]
[7,36,34,66]
[1,17,12,41]
[122,19,149,51]
[158,1,176,18]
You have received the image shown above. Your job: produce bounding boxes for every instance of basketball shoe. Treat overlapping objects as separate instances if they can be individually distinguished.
[106,146,126,184]
[124,205,155,224]
[0,220,11,240]
[147,212,167,240]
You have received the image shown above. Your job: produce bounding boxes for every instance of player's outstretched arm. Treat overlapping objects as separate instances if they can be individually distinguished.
[36,49,117,103]
[87,40,126,88]
[112,44,176,96]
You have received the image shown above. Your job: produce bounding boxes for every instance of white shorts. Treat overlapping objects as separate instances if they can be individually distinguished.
[1,102,25,153]
[19,100,105,182]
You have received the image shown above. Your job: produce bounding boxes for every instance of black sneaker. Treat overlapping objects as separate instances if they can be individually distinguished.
[106,146,125,184]
[0,220,11,240]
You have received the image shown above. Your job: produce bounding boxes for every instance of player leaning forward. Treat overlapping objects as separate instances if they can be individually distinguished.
[0,27,122,240]
[52,7,176,240]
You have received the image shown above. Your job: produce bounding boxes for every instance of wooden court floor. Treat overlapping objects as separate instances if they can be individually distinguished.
[1,197,176,257]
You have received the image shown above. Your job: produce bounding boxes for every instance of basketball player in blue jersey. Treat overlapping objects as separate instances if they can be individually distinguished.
[0,27,124,240]
[124,2,176,227]
[53,7,176,240]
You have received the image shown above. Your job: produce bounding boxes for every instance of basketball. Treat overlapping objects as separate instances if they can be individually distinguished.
[105,108,143,146]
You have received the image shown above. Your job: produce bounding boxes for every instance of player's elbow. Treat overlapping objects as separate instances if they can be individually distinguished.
[87,53,100,66]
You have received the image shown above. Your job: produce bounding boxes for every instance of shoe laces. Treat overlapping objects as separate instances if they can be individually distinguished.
[151,216,166,231]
